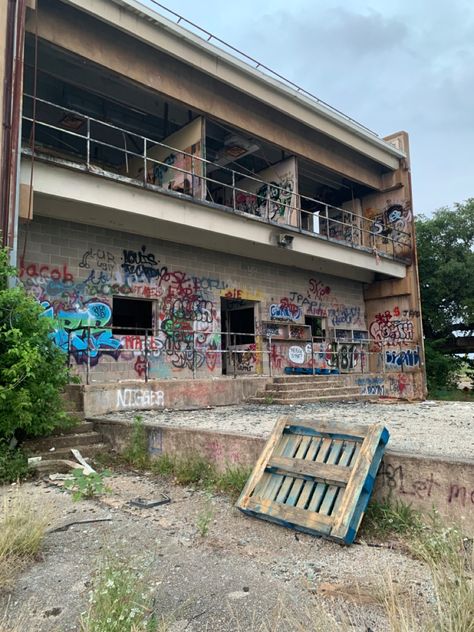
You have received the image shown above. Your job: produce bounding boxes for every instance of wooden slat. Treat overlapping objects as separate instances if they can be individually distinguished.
[285,419,369,439]
[331,423,386,539]
[307,439,344,514]
[274,435,312,504]
[268,456,351,485]
[238,417,289,507]
[245,497,332,535]
[318,441,356,517]
[295,437,332,510]
[331,442,360,516]
[286,437,321,507]
[259,433,301,501]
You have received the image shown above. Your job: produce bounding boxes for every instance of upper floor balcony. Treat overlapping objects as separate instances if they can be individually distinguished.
[20,93,412,282]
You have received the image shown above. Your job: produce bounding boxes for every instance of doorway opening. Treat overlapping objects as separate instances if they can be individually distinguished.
[220,297,257,375]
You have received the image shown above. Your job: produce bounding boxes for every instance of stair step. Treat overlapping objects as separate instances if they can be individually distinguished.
[261,388,360,400]
[262,384,359,395]
[29,443,109,461]
[23,431,103,453]
[54,422,94,435]
[248,394,372,405]
[273,376,345,384]
[265,380,346,392]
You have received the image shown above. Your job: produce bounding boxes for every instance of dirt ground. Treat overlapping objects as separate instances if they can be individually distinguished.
[1,472,435,632]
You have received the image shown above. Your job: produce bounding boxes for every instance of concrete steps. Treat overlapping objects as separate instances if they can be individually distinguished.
[248,374,375,405]
[22,421,107,461]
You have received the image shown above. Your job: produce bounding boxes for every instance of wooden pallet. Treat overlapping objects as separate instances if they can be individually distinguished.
[236,417,389,544]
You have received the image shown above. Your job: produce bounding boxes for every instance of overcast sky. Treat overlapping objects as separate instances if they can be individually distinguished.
[143,0,473,216]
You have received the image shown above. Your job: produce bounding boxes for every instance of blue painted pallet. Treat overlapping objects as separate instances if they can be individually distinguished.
[236,417,389,545]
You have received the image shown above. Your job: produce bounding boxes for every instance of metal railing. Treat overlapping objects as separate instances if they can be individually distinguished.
[63,325,419,385]
[22,94,412,262]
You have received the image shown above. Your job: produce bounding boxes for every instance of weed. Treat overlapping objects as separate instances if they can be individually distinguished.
[150,452,250,500]
[213,464,251,501]
[149,453,175,477]
[0,490,49,590]
[196,496,214,537]
[81,557,166,632]
[361,498,423,539]
[64,469,111,501]
[264,395,274,405]
[0,443,29,484]
[122,415,150,470]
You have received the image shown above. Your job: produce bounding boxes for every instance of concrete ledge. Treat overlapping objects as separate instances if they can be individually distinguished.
[83,377,271,417]
[92,418,474,537]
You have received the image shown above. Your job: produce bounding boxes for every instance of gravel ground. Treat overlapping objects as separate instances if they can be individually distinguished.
[0,476,434,632]
[104,400,474,459]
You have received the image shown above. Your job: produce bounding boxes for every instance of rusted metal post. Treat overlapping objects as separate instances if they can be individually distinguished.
[86,118,91,169]
[191,155,195,197]
[232,348,237,379]
[192,331,197,379]
[144,329,149,383]
[232,170,236,211]
[268,335,272,377]
[86,326,91,386]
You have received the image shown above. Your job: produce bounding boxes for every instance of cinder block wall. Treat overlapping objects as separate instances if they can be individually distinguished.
[17,215,421,396]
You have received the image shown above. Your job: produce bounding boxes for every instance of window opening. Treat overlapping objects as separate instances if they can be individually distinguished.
[305,315,324,339]
[112,297,153,335]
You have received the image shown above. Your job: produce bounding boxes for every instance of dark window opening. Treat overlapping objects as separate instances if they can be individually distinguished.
[305,315,324,339]
[113,297,153,335]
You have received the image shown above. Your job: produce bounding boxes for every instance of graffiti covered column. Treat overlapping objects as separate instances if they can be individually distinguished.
[362,132,426,399]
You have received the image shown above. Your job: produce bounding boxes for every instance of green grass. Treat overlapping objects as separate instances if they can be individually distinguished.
[150,453,251,501]
[0,490,49,590]
[81,557,169,632]
[361,498,423,539]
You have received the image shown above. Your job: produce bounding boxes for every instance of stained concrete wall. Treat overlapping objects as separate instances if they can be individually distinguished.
[92,420,474,537]
[19,215,376,383]
[83,377,271,417]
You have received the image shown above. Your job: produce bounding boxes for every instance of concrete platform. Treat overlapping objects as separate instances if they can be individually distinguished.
[91,406,474,537]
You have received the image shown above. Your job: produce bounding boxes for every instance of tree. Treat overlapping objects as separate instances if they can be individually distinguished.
[416,199,474,389]
[0,247,69,441]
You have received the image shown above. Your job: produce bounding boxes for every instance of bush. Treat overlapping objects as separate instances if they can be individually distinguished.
[0,247,69,441]
[424,339,461,392]
[0,442,29,484]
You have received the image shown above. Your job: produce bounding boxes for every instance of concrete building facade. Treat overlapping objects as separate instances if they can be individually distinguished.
[1,0,426,399]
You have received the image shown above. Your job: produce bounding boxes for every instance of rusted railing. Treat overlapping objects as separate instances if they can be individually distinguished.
[62,325,419,385]
[22,94,412,262]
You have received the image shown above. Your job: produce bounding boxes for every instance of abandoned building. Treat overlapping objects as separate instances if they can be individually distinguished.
[1,0,426,409]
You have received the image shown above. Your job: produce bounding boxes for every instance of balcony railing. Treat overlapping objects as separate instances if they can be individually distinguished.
[21,94,412,262]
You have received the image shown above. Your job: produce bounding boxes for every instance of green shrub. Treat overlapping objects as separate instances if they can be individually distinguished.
[64,469,111,501]
[0,442,29,484]
[0,247,69,441]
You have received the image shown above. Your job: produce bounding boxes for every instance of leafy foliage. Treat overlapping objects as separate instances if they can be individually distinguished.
[0,247,69,440]
[121,415,150,469]
[0,441,29,484]
[64,468,111,501]
[416,200,474,388]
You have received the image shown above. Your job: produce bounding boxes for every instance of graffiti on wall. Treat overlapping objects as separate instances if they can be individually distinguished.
[40,300,121,366]
[357,376,384,396]
[385,346,420,369]
[370,201,412,253]
[369,309,414,348]
[270,298,302,321]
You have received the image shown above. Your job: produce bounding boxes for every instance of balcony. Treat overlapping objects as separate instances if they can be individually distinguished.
[21,94,412,279]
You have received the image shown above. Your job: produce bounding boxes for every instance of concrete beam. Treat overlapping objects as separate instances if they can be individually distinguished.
[21,158,408,282]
